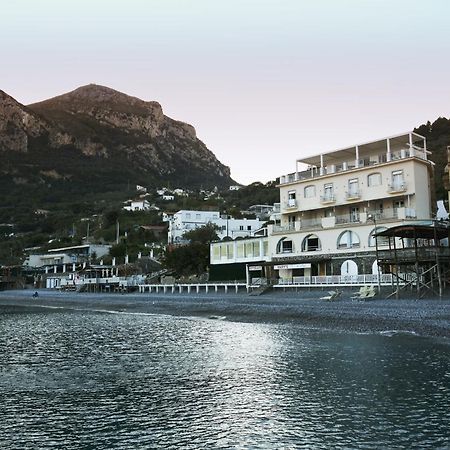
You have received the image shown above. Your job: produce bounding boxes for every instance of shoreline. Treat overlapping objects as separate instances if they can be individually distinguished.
[1,289,450,339]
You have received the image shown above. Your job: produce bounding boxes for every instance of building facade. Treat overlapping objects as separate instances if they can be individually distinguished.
[168,210,263,244]
[211,132,435,285]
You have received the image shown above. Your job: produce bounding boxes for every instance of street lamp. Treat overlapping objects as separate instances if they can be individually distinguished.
[367,213,381,294]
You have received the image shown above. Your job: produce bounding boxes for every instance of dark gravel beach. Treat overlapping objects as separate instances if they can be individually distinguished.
[1,288,449,339]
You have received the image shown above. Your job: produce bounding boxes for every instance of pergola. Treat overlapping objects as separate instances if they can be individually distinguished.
[374,221,450,298]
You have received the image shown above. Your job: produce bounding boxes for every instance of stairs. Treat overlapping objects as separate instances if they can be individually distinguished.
[248,285,272,296]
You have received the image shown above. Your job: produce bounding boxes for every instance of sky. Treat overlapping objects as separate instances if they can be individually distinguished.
[1,0,450,185]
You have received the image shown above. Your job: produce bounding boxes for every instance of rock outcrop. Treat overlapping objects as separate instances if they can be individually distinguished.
[0,84,232,192]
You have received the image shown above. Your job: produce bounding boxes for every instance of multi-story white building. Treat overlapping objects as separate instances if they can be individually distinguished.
[210,131,435,285]
[168,210,263,244]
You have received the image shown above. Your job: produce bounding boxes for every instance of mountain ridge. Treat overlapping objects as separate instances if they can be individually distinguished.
[0,85,233,206]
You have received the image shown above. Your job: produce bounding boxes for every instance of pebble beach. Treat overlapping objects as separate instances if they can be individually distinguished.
[1,288,449,339]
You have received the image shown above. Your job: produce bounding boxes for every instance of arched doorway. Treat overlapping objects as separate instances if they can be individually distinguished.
[341,259,358,276]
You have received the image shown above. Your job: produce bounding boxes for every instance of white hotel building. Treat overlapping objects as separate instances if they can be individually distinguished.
[210,132,435,285]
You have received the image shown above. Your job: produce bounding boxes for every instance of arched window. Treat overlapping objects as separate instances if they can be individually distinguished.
[304,185,316,198]
[302,234,321,251]
[337,230,360,249]
[341,260,358,276]
[276,237,294,253]
[367,172,382,187]
[369,227,388,247]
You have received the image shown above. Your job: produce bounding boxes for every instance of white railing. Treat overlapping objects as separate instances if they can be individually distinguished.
[300,219,322,229]
[275,273,413,286]
[387,182,407,193]
[345,190,361,200]
[279,147,426,185]
[320,194,336,203]
[272,224,296,233]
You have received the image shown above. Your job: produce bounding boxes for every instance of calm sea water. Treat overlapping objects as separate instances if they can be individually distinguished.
[0,304,449,449]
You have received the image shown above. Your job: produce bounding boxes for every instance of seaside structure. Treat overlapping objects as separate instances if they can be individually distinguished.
[210,132,437,287]
[376,222,450,298]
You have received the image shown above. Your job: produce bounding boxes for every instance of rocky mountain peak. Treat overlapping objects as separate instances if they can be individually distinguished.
[0,90,47,152]
[0,85,232,189]
[42,84,161,109]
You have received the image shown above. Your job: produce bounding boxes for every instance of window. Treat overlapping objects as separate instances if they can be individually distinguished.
[196,214,201,219]
[247,225,252,231]
[369,227,388,247]
[391,170,404,189]
[302,234,321,251]
[337,230,360,249]
[186,213,191,219]
[323,183,334,201]
[276,237,294,253]
[347,178,360,198]
[287,190,296,207]
[367,172,382,187]
[350,207,360,222]
[304,185,316,198]
[239,225,244,231]
[348,178,359,193]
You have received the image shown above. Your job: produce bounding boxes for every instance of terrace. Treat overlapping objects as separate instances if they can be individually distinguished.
[279,132,428,186]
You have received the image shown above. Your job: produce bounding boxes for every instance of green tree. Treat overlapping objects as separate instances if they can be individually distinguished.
[162,224,219,276]
[183,223,219,244]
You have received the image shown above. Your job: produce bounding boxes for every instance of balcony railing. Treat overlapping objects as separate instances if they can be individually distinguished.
[300,219,322,229]
[272,224,296,233]
[335,214,360,225]
[320,194,336,204]
[345,190,361,200]
[279,147,427,185]
[387,182,407,193]
[284,199,297,209]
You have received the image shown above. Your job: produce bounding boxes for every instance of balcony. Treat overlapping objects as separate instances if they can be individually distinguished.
[345,190,361,201]
[335,214,360,225]
[279,144,428,186]
[300,218,322,230]
[320,194,336,204]
[283,199,298,209]
[387,182,407,193]
[272,224,297,234]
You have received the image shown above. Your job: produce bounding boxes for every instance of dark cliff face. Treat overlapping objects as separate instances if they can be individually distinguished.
[0,84,232,195]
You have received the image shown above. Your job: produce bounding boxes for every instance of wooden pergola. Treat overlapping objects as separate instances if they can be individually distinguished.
[374,222,450,298]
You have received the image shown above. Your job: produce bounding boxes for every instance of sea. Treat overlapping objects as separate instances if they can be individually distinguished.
[0,303,449,449]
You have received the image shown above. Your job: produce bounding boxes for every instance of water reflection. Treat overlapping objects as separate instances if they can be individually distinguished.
[0,307,449,449]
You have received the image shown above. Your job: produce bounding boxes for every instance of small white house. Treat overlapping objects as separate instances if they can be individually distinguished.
[123,200,151,211]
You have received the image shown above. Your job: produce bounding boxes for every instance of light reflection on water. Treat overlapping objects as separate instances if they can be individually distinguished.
[0,307,449,449]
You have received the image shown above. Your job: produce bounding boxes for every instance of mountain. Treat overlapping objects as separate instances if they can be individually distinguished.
[414,117,450,201]
[0,84,233,204]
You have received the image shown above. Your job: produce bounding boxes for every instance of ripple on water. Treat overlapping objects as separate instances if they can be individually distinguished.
[0,307,449,449]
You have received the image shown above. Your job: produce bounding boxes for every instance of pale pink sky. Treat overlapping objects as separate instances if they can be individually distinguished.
[1,0,450,184]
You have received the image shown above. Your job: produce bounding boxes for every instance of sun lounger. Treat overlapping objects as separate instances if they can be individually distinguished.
[351,285,376,300]
[320,290,341,301]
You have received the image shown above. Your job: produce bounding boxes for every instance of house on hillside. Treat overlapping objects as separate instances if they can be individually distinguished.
[123,199,151,211]
[210,131,436,285]
[123,200,159,212]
